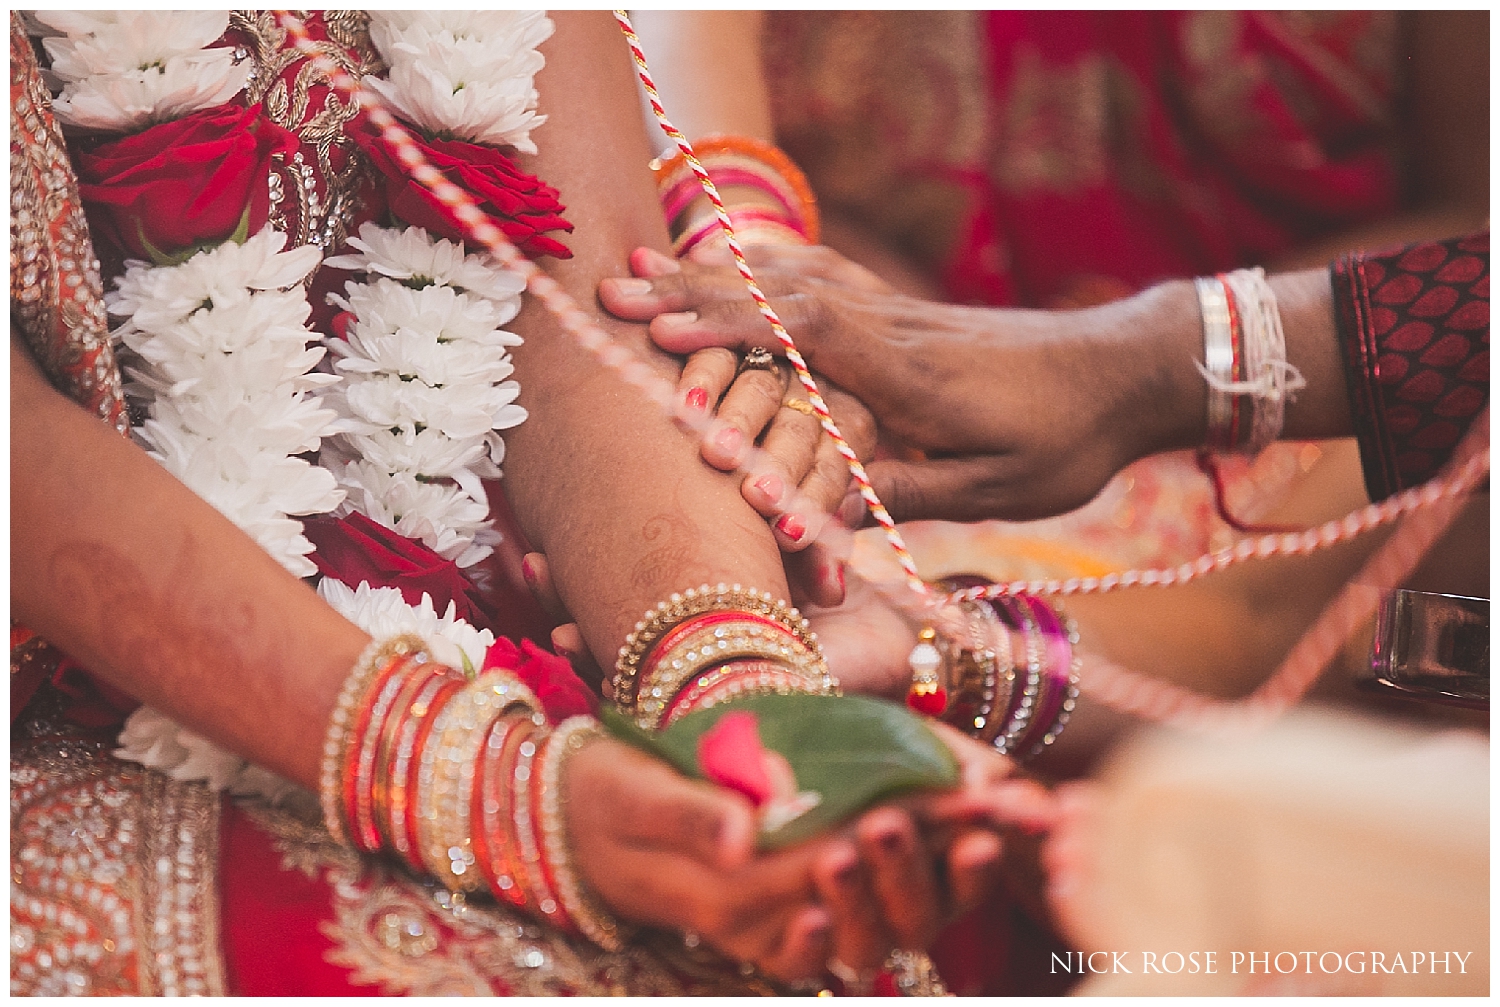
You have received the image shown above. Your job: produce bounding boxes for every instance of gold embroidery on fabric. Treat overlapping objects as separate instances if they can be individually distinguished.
[9,13,127,435]
[228,10,382,257]
[137,772,226,996]
[11,736,225,996]
[244,800,914,996]
[10,628,61,683]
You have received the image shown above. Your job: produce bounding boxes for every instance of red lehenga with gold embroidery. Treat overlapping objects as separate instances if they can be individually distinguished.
[8,13,948,996]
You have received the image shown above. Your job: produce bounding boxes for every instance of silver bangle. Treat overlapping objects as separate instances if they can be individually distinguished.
[1195,276,1237,451]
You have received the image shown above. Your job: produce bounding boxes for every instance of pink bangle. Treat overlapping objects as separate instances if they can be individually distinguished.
[1013,595,1079,757]
[660,167,805,230]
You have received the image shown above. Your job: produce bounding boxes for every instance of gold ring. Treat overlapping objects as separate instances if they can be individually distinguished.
[781,398,818,417]
[736,346,776,375]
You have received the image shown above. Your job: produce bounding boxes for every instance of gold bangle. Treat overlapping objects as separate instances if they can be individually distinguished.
[320,634,428,848]
[614,585,827,728]
[946,597,1014,745]
[640,618,826,727]
[668,658,836,724]
[536,715,630,951]
[415,672,541,891]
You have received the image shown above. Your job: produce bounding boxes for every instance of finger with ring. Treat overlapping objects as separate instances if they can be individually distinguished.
[736,345,777,375]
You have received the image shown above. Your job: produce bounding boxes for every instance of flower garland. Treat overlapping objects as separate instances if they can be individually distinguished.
[321,223,526,568]
[35,10,567,798]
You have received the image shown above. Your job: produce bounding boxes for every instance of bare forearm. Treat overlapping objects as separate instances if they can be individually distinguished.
[10,338,367,788]
[504,12,788,667]
[627,11,774,147]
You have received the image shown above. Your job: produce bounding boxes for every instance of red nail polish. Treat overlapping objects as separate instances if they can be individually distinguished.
[754,473,784,503]
[519,557,535,585]
[716,426,742,455]
[776,513,806,542]
[835,562,846,595]
[685,386,709,411]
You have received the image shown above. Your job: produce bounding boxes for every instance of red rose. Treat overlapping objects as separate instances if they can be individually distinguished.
[75,103,300,261]
[483,637,599,724]
[302,511,493,631]
[357,128,573,259]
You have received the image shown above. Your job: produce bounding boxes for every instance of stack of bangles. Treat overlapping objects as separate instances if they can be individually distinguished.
[652,134,821,258]
[613,583,838,730]
[319,634,628,951]
[905,578,1079,760]
[1195,267,1304,455]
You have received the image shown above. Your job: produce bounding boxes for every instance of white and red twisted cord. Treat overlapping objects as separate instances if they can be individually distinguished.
[1077,411,1487,732]
[614,9,928,598]
[949,412,1489,604]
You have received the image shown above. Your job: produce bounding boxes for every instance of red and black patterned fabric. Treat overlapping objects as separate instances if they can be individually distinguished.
[1332,232,1488,502]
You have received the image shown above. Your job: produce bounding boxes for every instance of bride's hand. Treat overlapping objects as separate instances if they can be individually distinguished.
[566,733,1035,984]
[566,735,842,980]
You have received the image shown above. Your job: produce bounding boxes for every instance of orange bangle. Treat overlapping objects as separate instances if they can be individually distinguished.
[651,134,820,244]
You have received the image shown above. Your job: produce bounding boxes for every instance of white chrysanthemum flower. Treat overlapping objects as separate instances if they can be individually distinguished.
[331,277,522,349]
[338,374,525,442]
[324,223,526,307]
[325,457,500,568]
[318,578,496,673]
[35,11,250,132]
[115,705,303,804]
[365,11,553,152]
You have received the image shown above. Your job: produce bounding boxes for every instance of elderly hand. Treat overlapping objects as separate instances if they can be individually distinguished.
[601,244,1201,524]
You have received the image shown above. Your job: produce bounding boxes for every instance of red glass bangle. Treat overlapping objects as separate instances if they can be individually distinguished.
[341,652,422,853]
[392,675,466,864]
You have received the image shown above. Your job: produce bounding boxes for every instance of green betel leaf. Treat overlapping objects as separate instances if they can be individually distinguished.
[602,694,960,849]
